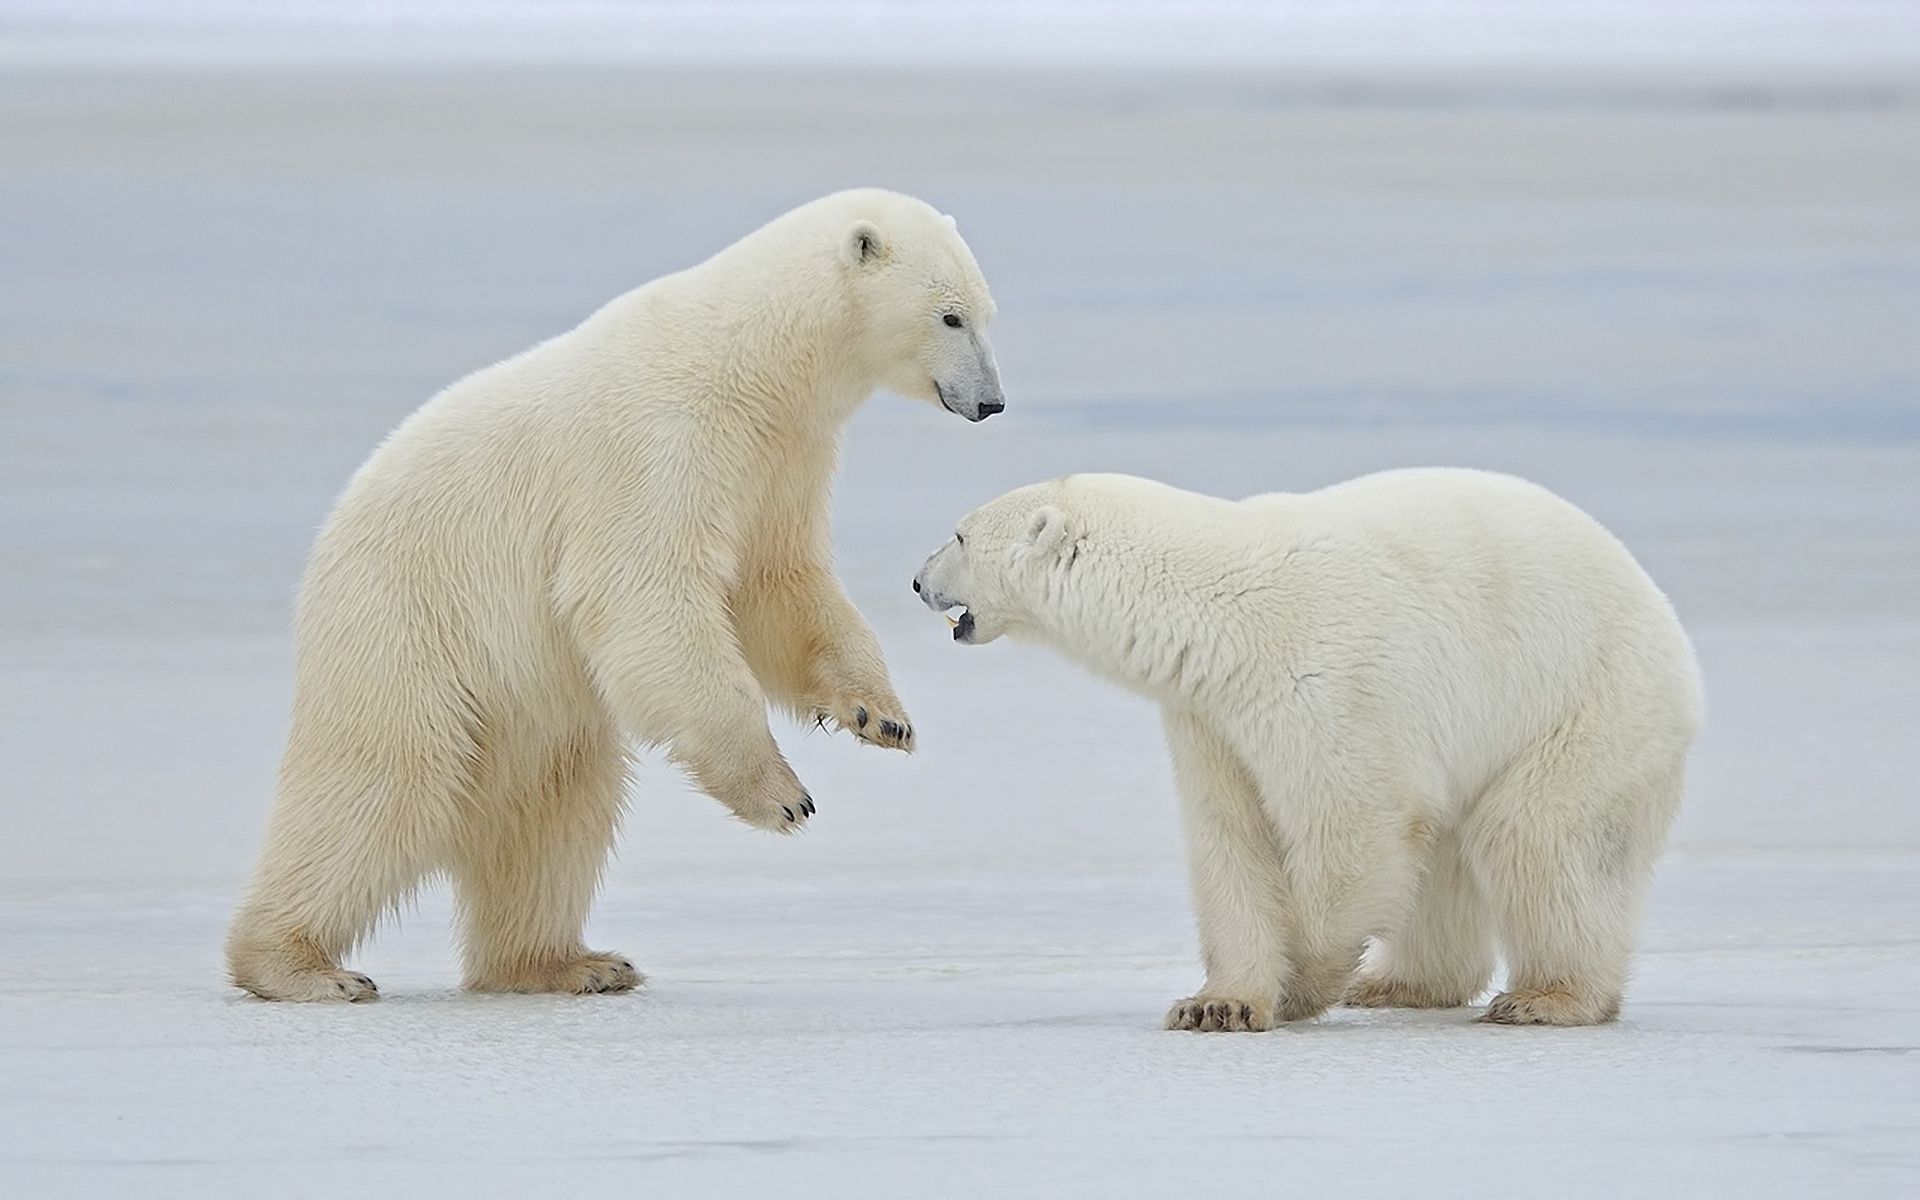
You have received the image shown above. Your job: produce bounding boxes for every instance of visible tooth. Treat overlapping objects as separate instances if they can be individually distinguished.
[945,615,958,629]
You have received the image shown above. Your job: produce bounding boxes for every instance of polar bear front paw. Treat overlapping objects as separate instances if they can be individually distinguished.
[712,754,815,833]
[1164,994,1278,1032]
[818,695,915,752]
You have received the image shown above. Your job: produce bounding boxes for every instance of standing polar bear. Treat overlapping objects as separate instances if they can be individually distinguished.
[229,189,1003,1002]
[915,469,1701,1029]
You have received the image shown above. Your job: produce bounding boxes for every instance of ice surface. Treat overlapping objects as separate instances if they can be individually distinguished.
[5,859,1918,1195]
[1,59,1917,1196]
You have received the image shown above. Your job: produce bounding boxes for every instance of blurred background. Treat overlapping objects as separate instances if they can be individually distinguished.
[2,2,1917,1195]
[5,0,1916,879]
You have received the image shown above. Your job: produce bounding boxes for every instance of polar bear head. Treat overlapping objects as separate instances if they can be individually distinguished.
[913,474,1209,648]
[834,191,1004,422]
[911,477,1084,645]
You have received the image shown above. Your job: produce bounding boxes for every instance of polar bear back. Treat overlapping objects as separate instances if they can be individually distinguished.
[1240,468,1699,795]
[1030,468,1701,807]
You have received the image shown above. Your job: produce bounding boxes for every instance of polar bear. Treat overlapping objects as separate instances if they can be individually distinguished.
[228,188,1003,1002]
[914,469,1701,1030]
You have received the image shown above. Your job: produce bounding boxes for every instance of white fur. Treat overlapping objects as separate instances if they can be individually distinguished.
[228,189,1001,1001]
[915,469,1702,1030]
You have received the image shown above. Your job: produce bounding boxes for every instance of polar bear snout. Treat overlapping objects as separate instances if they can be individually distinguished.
[934,375,1005,422]
[912,544,959,608]
[911,575,959,615]
[914,541,999,644]
[931,332,1006,422]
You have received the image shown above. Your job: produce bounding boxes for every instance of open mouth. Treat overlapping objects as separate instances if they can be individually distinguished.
[937,603,976,642]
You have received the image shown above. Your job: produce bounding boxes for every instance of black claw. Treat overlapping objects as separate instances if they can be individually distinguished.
[782,806,794,821]
[800,795,815,816]
[855,706,869,729]
[880,719,902,740]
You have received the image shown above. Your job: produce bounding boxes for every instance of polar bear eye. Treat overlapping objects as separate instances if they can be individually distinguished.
[954,531,965,547]
[943,313,964,329]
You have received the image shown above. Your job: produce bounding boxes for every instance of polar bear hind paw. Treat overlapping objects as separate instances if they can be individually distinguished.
[550,953,642,995]
[238,967,379,1003]
[470,952,643,995]
[1480,985,1618,1026]
[1344,974,1473,1009]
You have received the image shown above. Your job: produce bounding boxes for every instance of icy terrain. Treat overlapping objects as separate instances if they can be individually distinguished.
[2,49,1918,1197]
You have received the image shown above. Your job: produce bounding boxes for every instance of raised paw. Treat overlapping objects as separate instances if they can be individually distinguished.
[470,951,644,995]
[1164,994,1278,1033]
[710,753,815,834]
[1480,985,1619,1027]
[818,695,915,752]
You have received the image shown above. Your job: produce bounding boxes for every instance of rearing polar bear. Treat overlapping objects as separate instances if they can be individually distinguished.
[229,189,1002,1001]
[915,469,1700,1029]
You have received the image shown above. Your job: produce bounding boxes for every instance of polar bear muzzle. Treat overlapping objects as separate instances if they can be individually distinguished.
[931,331,1006,422]
[912,540,998,643]
[936,380,1004,423]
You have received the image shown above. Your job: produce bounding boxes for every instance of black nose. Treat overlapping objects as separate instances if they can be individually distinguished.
[912,578,921,594]
[977,400,1005,418]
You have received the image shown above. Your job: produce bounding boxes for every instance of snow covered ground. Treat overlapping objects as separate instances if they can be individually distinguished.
[2,48,1918,1197]
[5,857,1917,1194]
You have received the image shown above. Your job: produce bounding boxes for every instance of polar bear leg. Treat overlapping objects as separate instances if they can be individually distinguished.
[732,566,914,752]
[227,738,458,1001]
[1466,733,1685,1026]
[1269,830,1417,1023]
[1346,831,1494,1009]
[1160,709,1290,1032]
[456,720,640,995]
[572,567,813,833]
[1245,761,1428,1023]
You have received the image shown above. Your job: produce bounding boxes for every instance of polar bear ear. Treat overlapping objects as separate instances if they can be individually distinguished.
[842,220,888,267]
[1019,506,1071,558]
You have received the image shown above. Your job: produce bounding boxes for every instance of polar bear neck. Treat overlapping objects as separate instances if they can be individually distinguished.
[1035,517,1275,708]
[704,254,874,421]
[580,245,879,434]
